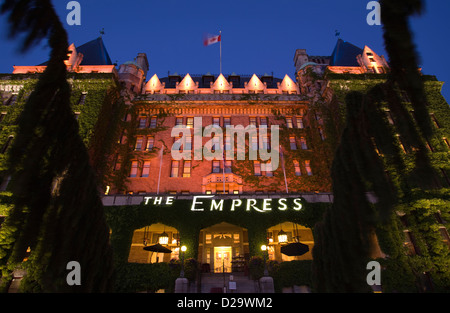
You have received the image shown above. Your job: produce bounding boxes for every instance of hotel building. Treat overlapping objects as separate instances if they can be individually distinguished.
[1,37,449,292]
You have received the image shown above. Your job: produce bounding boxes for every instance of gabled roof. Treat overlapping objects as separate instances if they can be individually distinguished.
[39,37,113,66]
[329,39,364,67]
[76,37,113,65]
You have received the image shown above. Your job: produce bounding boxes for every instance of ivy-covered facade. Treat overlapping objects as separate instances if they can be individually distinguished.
[0,34,448,293]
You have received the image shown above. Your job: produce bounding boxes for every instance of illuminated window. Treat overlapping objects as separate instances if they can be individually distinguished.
[286,117,293,128]
[130,161,138,177]
[318,127,325,140]
[443,138,450,149]
[296,116,304,129]
[212,134,221,152]
[293,160,301,176]
[170,160,179,177]
[290,136,297,150]
[300,137,308,150]
[146,136,154,151]
[260,117,268,127]
[138,117,147,128]
[254,161,261,176]
[262,134,270,150]
[186,117,194,128]
[185,135,192,151]
[78,92,87,105]
[183,160,191,177]
[305,160,313,176]
[430,114,440,128]
[224,135,231,151]
[224,160,232,173]
[135,136,144,151]
[265,162,273,177]
[385,110,394,125]
[224,117,231,127]
[212,160,220,173]
[251,135,258,151]
[149,116,157,128]
[141,161,151,177]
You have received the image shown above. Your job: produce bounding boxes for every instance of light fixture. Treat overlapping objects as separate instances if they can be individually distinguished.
[158,230,169,245]
[278,229,287,244]
[181,245,187,252]
[261,244,267,251]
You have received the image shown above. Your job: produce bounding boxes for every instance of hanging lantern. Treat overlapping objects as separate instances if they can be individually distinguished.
[158,231,169,245]
[278,229,287,244]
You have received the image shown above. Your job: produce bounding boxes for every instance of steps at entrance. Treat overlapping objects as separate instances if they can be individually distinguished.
[200,272,258,293]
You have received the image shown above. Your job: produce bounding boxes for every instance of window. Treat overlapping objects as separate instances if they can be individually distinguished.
[213,117,220,127]
[224,135,231,151]
[260,117,268,127]
[142,161,151,177]
[251,135,258,151]
[212,134,220,152]
[385,110,394,125]
[249,117,257,127]
[296,117,304,129]
[176,117,183,126]
[293,160,301,176]
[300,137,308,150]
[138,117,147,128]
[186,117,194,128]
[130,161,138,177]
[443,138,450,149]
[170,160,179,177]
[78,92,87,105]
[183,161,191,177]
[146,136,154,151]
[224,160,232,173]
[224,117,231,127]
[264,162,273,177]
[135,136,144,151]
[5,95,17,106]
[290,136,297,150]
[305,160,313,176]
[262,134,270,150]
[318,127,325,140]
[286,117,293,128]
[1,136,13,154]
[430,114,440,128]
[185,135,192,151]
[254,161,261,176]
[212,160,220,173]
[150,116,157,128]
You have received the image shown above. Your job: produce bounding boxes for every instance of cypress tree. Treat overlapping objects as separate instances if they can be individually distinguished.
[0,0,114,292]
[312,0,443,292]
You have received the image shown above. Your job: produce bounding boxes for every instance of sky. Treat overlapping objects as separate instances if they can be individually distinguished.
[0,0,449,101]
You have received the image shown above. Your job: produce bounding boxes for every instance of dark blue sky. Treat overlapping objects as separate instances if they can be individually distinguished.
[1,0,449,101]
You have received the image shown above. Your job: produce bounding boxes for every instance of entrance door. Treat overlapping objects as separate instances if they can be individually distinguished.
[214,246,232,273]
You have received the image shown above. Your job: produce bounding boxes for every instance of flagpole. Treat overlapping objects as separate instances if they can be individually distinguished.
[219,30,222,74]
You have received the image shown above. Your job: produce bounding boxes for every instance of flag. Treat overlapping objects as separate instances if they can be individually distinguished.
[203,34,221,46]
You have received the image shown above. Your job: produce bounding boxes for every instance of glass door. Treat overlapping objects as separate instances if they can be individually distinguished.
[214,246,232,273]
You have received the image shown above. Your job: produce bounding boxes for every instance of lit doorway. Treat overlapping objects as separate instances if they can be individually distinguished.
[214,246,232,273]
